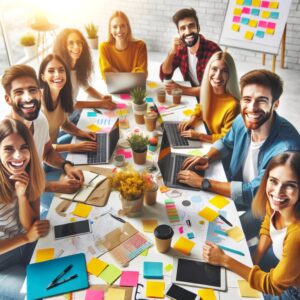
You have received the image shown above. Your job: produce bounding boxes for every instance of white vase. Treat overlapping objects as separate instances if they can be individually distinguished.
[120,194,143,217]
[88,37,98,50]
[23,45,36,59]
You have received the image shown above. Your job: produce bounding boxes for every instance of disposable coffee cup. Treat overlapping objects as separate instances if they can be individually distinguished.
[172,88,182,104]
[156,88,166,103]
[154,224,174,253]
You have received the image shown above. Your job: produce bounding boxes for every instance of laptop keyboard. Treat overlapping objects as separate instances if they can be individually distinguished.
[87,134,107,164]
[172,155,186,185]
[165,123,189,146]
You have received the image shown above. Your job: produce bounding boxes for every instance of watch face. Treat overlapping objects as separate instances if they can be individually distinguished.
[202,179,211,190]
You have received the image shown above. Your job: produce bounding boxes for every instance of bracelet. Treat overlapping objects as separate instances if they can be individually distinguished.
[62,160,74,171]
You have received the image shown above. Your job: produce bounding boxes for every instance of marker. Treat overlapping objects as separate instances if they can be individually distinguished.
[93,108,102,114]
[110,213,126,223]
[47,264,73,289]
[218,214,233,227]
[47,274,78,290]
[186,219,191,227]
[214,229,227,236]
[219,245,245,256]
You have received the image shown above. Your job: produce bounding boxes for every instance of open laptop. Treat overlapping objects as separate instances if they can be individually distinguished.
[163,121,202,149]
[105,72,146,94]
[158,130,204,191]
[71,119,119,165]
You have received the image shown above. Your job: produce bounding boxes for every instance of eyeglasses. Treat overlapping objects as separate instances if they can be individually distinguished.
[134,283,149,300]
[67,40,83,47]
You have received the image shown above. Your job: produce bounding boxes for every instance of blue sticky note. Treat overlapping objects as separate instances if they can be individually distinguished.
[146,97,153,103]
[87,111,97,117]
[244,0,252,5]
[241,17,250,25]
[187,232,195,239]
[251,8,260,16]
[270,12,279,19]
[143,262,163,279]
[256,30,265,38]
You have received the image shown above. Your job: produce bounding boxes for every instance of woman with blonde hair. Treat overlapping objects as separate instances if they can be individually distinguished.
[0,118,49,299]
[203,151,300,299]
[178,51,240,143]
[99,11,148,79]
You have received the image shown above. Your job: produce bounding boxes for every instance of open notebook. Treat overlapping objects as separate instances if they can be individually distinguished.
[60,171,107,202]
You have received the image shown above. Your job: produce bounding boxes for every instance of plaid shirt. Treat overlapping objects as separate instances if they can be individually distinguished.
[159,34,221,86]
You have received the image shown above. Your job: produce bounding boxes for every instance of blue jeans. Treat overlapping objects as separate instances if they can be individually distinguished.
[0,242,36,300]
[264,287,300,300]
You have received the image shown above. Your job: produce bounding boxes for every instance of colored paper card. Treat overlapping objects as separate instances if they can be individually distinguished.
[116,109,129,116]
[249,19,258,27]
[233,8,242,15]
[187,149,204,156]
[252,0,261,7]
[258,20,268,27]
[198,207,219,222]
[244,0,252,5]
[187,232,195,239]
[144,262,163,279]
[237,280,261,297]
[146,281,165,298]
[146,97,153,103]
[261,1,269,8]
[86,124,101,133]
[116,103,127,109]
[233,16,241,23]
[147,82,158,88]
[269,1,279,9]
[266,28,275,35]
[99,264,121,285]
[242,7,250,14]
[85,289,104,300]
[142,219,158,233]
[198,288,217,300]
[182,109,194,116]
[158,105,167,112]
[159,186,170,193]
[87,111,97,117]
[227,226,245,242]
[165,264,173,272]
[267,22,276,29]
[261,10,270,18]
[106,288,125,300]
[270,11,279,19]
[140,248,149,256]
[209,195,230,209]
[173,236,196,255]
[241,17,250,25]
[256,30,265,38]
[245,31,254,40]
[120,271,139,287]
[236,0,244,5]
[232,24,240,32]
[72,203,92,218]
[178,226,184,234]
[120,94,130,100]
[251,8,260,16]
[116,149,132,159]
[35,248,55,263]
[87,257,108,276]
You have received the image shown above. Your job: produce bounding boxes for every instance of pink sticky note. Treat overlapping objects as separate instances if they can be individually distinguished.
[261,1,270,8]
[116,103,127,109]
[178,226,184,234]
[120,271,139,287]
[85,289,104,300]
[120,94,131,100]
[158,105,167,112]
[116,149,132,159]
[267,22,276,29]
[242,7,250,14]
[258,20,268,28]
[232,16,241,23]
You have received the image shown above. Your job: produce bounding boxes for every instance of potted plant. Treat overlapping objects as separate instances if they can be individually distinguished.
[84,22,99,49]
[127,131,149,165]
[20,33,36,58]
[131,87,147,124]
[143,172,158,206]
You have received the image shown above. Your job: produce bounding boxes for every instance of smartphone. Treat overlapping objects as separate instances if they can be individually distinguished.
[54,220,91,239]
[166,283,197,300]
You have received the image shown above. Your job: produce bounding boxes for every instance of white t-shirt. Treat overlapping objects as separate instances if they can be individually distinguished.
[70,70,89,104]
[188,49,200,86]
[270,212,287,260]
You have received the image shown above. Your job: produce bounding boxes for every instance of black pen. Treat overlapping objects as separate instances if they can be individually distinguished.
[47,264,73,289]
[47,274,78,290]
[110,213,126,223]
[186,219,191,227]
[218,214,233,227]
[93,108,102,114]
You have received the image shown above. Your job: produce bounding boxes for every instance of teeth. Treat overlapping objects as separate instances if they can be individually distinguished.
[22,103,34,108]
[247,114,260,120]
[272,196,287,203]
[9,161,24,169]
[53,79,63,83]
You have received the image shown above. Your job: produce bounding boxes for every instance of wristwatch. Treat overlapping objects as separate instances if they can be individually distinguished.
[62,160,74,171]
[201,178,211,191]
[202,155,210,163]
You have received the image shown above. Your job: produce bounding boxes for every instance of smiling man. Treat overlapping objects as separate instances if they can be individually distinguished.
[160,8,221,97]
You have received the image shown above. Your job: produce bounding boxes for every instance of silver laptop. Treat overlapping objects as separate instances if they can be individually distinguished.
[105,72,146,94]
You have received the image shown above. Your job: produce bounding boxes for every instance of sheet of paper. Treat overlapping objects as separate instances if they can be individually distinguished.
[198,207,219,222]
[87,257,108,276]
[143,262,163,279]
[72,203,93,218]
[173,236,195,255]
[227,226,244,242]
[142,219,158,233]
[209,195,230,209]
[237,280,261,298]
[35,248,54,262]
[146,281,165,298]
[198,288,217,300]
[106,288,126,300]
[85,289,104,300]
[99,264,121,285]
[119,271,139,287]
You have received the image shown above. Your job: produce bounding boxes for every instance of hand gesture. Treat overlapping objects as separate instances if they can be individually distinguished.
[101,97,117,110]
[26,220,50,243]
[181,155,209,171]
[177,170,203,188]
[178,116,198,132]
[72,141,97,153]
[79,131,96,141]
[171,37,185,54]
[64,166,84,185]
[180,129,201,140]
[202,241,226,266]
[10,172,29,198]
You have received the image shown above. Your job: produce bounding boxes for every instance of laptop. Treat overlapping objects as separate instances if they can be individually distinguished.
[163,121,202,149]
[158,130,204,191]
[71,118,119,165]
[105,72,146,94]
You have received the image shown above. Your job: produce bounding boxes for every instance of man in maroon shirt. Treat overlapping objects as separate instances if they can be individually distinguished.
[160,8,221,97]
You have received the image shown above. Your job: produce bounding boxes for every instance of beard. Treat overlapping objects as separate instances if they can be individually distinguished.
[242,108,273,130]
[182,32,199,47]
[13,99,41,121]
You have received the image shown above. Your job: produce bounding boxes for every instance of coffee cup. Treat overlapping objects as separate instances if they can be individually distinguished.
[154,224,174,253]
[172,88,182,104]
[144,111,158,132]
[156,88,166,103]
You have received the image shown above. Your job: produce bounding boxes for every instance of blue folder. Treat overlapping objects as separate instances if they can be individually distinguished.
[27,253,89,300]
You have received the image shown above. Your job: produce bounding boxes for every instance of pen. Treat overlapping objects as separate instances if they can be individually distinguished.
[47,264,73,289]
[219,245,245,256]
[161,112,175,117]
[110,213,126,223]
[186,219,191,227]
[218,214,233,227]
[93,108,102,114]
[47,274,78,290]
[214,229,228,236]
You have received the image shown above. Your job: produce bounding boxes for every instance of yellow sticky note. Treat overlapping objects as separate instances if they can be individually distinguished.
[209,195,230,209]
[159,185,170,193]
[140,248,149,256]
[261,10,270,18]
[237,280,261,298]
[116,109,129,116]
[173,236,196,255]
[233,8,242,15]
[182,109,194,116]
[252,0,261,7]
[269,1,279,9]
[87,257,108,276]
[249,19,258,27]
[198,289,217,300]
[35,248,55,262]
[86,124,101,132]
[72,203,92,218]
[69,217,76,222]
[245,31,254,40]
[232,24,240,32]
[236,0,243,5]
[187,149,204,156]
[106,288,126,300]
[266,28,275,35]
[147,82,158,88]
[227,226,244,242]
[146,281,165,298]
[198,207,219,222]
[142,219,158,233]
[165,264,173,272]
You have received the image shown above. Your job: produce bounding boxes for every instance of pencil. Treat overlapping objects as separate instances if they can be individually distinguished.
[219,245,245,256]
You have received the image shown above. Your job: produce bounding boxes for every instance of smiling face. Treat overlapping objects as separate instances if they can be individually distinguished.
[0,133,30,175]
[178,17,199,47]
[67,32,83,65]
[110,16,128,42]
[209,59,229,94]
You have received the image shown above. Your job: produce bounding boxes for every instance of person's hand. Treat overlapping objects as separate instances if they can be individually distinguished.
[79,131,96,141]
[25,220,50,243]
[72,141,97,153]
[170,37,185,54]
[177,170,203,188]
[101,94,112,101]
[181,155,209,171]
[180,129,202,140]
[10,172,29,198]
[64,166,84,184]
[101,98,117,110]
[202,241,226,266]
[178,116,197,132]
[54,175,83,193]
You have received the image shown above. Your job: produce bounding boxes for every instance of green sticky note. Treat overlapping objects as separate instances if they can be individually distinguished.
[165,199,174,204]
[164,264,173,272]
[187,149,204,156]
[99,264,121,284]
[140,248,149,256]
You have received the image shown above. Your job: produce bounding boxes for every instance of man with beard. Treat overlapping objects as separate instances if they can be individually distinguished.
[2,64,84,212]
[160,8,220,97]
[177,70,300,237]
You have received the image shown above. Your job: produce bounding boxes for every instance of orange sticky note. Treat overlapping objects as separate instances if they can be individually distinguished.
[269,1,279,9]
[142,219,158,233]
[261,10,270,18]
[86,124,101,132]
[209,195,230,209]
[72,203,92,218]
[232,24,240,32]
[233,8,242,15]
[198,207,219,222]
[245,31,254,40]
[237,280,261,297]
[147,82,158,88]
[266,28,275,35]
[87,257,108,276]
[227,226,244,242]
[159,186,170,193]
[35,248,55,262]
[173,236,196,255]
[146,281,165,298]
[198,288,217,300]
[249,19,258,27]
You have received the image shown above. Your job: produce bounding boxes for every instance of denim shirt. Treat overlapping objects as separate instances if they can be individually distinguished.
[213,113,300,206]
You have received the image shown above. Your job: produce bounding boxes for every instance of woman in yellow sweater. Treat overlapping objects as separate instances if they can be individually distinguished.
[99,11,148,79]
[178,51,240,143]
[203,151,300,298]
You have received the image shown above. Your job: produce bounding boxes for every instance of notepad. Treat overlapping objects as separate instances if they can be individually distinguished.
[173,236,195,255]
[198,288,217,300]
[142,219,158,233]
[85,289,105,300]
[120,271,139,287]
[237,280,261,298]
[35,248,55,262]
[99,264,121,285]
[227,226,244,242]
[146,281,165,298]
[198,207,219,222]
[209,195,230,209]
[72,203,93,218]
[106,288,126,300]
[144,262,163,279]
[87,257,108,276]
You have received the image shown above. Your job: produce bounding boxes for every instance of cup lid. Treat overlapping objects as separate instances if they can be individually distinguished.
[154,224,174,239]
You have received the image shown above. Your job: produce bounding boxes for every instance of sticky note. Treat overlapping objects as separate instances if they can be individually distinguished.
[261,1,270,8]
[173,236,196,255]
[244,0,252,5]
[249,19,258,27]
[119,118,129,129]
[237,280,261,297]
[198,207,219,222]
[267,22,276,29]
[99,264,121,284]
[241,17,250,25]
[116,109,129,116]
[142,219,158,233]
[233,16,241,23]
[116,149,132,159]
[35,248,54,262]
[178,226,184,234]
[146,281,165,298]
[158,105,167,112]
[187,232,195,239]
[85,289,104,300]
[269,1,279,9]
[233,8,242,15]
[159,186,170,193]
[242,7,250,14]
[252,0,261,7]
[116,103,127,109]
[209,195,230,209]
[72,203,92,218]
[106,288,125,300]
[165,264,173,272]
[198,289,217,300]
[87,111,97,117]
[232,24,240,32]
[146,97,153,103]
[120,271,139,287]
[120,94,130,100]
[258,20,267,28]
[144,262,163,279]
[227,226,245,242]
[245,31,254,40]
[187,149,204,156]
[261,10,270,18]
[266,28,275,35]
[256,30,265,38]
[147,82,158,88]
[86,124,101,133]
[87,257,108,276]
[182,109,194,116]
[236,0,244,5]
[270,11,279,19]
[251,8,260,16]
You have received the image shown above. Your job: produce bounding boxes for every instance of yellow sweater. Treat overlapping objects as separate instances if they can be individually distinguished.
[248,206,300,295]
[99,40,148,79]
[194,94,240,142]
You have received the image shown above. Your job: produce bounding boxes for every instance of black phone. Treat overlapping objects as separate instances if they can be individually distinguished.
[54,220,91,239]
[166,283,197,300]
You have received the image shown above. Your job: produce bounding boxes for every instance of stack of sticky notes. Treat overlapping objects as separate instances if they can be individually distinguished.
[237,280,261,298]
[143,262,163,279]
[173,236,195,255]
[146,281,165,298]
[164,199,180,223]
[198,206,219,222]
[142,219,158,233]
[99,264,121,285]
[87,257,108,276]
[119,270,139,287]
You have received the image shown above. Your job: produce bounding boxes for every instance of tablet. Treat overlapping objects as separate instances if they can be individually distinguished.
[54,220,91,239]
[172,257,226,291]
[166,283,197,300]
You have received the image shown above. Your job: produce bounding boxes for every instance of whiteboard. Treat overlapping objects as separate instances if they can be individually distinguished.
[219,0,292,55]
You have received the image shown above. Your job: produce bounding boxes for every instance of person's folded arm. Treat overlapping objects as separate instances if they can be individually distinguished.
[42,140,65,169]
[132,42,148,76]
